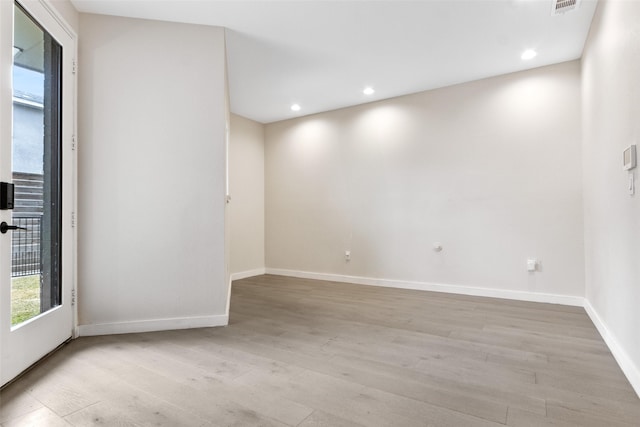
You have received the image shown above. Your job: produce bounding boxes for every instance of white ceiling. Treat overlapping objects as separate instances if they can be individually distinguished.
[70,0,598,124]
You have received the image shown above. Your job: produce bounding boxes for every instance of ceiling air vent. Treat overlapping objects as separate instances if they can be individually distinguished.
[552,0,581,15]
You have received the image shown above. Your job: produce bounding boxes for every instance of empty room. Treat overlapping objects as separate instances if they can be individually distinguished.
[0,0,639,425]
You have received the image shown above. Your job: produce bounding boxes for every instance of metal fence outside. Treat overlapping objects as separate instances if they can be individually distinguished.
[11,216,42,277]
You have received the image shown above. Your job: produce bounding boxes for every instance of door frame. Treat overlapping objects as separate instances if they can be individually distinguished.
[0,0,77,386]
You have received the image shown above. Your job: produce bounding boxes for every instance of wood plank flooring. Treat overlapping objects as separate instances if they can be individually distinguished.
[1,274,639,426]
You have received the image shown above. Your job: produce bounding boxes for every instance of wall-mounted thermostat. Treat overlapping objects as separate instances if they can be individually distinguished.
[623,144,636,170]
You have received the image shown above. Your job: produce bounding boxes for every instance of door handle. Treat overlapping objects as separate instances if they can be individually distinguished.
[0,222,27,234]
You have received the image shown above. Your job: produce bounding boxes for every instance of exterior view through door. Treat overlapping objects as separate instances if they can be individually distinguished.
[0,0,76,386]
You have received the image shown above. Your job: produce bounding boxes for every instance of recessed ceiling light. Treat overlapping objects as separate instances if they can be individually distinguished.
[363,87,375,95]
[521,49,537,60]
[290,104,301,111]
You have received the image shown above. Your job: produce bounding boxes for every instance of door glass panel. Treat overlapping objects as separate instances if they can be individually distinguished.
[11,3,62,327]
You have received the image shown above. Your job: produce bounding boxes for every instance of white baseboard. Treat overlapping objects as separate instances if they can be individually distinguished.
[231,268,267,281]
[78,314,228,337]
[584,300,640,398]
[265,268,585,307]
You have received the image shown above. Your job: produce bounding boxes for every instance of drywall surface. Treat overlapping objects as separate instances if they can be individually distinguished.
[229,114,265,276]
[77,14,228,333]
[265,61,584,300]
[582,0,640,395]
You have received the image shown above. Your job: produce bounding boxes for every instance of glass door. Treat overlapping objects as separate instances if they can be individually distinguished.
[0,0,76,386]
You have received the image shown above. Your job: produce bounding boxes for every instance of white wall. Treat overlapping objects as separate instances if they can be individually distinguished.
[582,0,640,395]
[229,114,265,278]
[77,14,228,334]
[265,61,584,303]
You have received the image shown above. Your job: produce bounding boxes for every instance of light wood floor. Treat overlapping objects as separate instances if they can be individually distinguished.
[1,275,639,426]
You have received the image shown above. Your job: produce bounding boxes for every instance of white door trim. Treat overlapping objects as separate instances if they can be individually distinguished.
[0,0,77,386]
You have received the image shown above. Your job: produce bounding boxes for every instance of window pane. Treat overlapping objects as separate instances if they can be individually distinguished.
[11,3,62,326]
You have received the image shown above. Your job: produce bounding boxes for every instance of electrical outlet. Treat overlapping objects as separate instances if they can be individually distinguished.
[345,251,351,261]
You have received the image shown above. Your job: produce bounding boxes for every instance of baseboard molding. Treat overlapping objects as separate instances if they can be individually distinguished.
[265,268,585,307]
[231,268,267,281]
[78,314,229,337]
[584,300,640,398]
